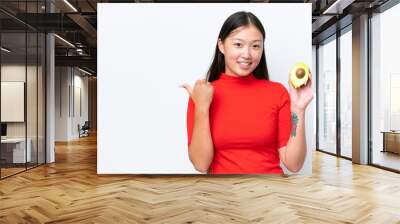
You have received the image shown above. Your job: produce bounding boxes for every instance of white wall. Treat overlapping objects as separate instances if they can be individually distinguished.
[1,65,28,141]
[98,3,313,174]
[55,67,69,141]
[1,65,39,138]
[55,67,89,141]
[72,72,89,138]
[1,64,46,163]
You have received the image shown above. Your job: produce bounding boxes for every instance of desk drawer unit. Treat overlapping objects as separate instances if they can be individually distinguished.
[0,139,32,164]
[383,132,400,154]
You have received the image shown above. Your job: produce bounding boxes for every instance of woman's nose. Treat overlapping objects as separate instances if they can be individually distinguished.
[241,46,251,58]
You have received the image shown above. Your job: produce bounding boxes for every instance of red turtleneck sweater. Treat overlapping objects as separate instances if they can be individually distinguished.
[186,73,292,174]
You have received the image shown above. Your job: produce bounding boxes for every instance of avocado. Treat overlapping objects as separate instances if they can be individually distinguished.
[290,62,310,88]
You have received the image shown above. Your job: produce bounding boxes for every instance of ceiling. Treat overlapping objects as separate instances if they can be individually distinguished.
[0,0,393,75]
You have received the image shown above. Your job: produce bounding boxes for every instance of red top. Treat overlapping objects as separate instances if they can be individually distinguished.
[186,72,292,174]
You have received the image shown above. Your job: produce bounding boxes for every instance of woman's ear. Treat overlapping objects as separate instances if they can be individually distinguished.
[217,39,224,54]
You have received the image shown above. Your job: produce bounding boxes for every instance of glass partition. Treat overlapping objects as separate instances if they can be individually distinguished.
[27,30,38,169]
[38,32,45,165]
[0,1,46,179]
[1,31,28,178]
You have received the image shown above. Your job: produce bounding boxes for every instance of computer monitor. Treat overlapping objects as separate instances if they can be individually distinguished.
[1,123,7,137]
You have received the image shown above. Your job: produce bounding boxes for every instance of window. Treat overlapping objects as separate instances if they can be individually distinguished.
[317,36,337,155]
[339,28,352,158]
[370,3,400,171]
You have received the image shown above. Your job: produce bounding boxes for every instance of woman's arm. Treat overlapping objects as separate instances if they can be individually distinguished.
[279,71,314,173]
[188,106,214,173]
[181,79,215,173]
[278,109,306,173]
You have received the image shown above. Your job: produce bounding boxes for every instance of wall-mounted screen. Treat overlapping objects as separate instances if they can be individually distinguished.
[1,82,25,122]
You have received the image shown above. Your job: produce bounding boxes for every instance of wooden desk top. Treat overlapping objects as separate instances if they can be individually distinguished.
[381,131,400,134]
[1,138,30,144]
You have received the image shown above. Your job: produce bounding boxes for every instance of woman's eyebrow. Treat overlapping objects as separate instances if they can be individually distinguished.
[232,38,262,42]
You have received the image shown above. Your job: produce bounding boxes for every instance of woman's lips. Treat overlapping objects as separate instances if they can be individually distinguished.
[238,61,252,70]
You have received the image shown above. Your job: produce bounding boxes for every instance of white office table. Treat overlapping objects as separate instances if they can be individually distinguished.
[1,138,32,163]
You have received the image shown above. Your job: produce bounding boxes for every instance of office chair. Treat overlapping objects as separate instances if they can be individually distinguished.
[79,121,90,138]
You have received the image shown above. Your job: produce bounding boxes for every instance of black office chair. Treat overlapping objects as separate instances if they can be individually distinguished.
[79,121,90,138]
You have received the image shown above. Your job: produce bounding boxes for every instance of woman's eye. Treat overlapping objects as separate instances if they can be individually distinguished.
[253,45,260,49]
[234,43,242,47]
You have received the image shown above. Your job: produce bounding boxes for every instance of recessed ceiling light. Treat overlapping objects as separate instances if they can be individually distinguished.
[323,0,355,15]
[54,34,75,48]
[1,47,11,53]
[63,0,78,12]
[78,67,93,76]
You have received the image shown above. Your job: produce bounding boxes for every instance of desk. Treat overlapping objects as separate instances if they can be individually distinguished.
[1,138,32,163]
[381,131,400,154]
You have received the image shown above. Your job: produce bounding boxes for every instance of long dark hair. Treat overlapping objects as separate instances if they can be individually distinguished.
[206,11,269,82]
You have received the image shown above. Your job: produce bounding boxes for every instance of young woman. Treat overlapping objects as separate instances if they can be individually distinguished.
[181,11,314,174]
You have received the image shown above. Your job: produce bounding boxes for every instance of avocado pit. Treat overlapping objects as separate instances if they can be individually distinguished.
[296,68,306,79]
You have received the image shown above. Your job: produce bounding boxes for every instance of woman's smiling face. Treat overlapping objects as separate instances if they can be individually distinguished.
[218,24,264,77]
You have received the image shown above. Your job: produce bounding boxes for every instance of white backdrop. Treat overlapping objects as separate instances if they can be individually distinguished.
[98,3,313,174]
